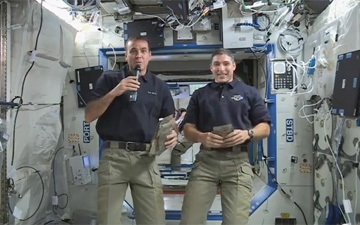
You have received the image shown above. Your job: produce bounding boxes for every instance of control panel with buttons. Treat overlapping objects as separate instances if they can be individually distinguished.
[271,59,296,92]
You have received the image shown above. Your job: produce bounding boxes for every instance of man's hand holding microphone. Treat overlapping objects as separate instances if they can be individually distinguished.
[110,65,141,98]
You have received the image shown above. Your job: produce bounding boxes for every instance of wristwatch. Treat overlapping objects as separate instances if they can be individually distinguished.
[248,129,255,139]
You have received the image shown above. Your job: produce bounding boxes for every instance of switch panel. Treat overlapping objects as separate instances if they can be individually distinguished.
[67,154,92,186]
[271,59,297,93]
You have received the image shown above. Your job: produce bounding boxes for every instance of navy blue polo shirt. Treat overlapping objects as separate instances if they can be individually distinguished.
[88,65,175,143]
[182,79,270,132]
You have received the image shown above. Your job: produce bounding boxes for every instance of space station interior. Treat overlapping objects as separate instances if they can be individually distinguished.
[0,0,360,224]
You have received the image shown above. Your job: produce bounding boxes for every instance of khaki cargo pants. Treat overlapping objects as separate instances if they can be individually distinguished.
[180,148,254,225]
[97,141,165,225]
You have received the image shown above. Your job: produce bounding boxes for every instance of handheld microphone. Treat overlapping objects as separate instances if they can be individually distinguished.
[129,65,141,102]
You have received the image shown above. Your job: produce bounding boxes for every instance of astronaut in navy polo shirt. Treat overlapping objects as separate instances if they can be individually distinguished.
[85,36,177,225]
[179,48,271,225]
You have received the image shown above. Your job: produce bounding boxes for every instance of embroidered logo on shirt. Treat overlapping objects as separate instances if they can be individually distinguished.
[148,91,157,95]
[231,94,243,101]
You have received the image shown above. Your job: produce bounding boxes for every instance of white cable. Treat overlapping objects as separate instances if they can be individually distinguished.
[238,2,253,16]
[272,6,291,27]
[298,98,324,124]
[292,76,315,97]
[240,0,300,15]
[278,27,304,57]
[185,14,204,28]
[165,5,209,30]
[286,55,302,92]
[323,116,351,224]
[135,13,177,31]
[285,53,318,96]
[251,43,269,52]
[108,43,116,70]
